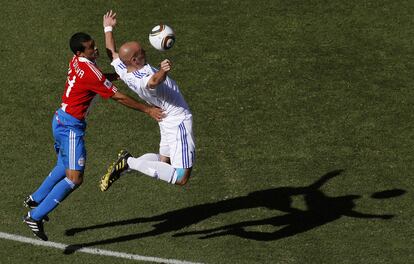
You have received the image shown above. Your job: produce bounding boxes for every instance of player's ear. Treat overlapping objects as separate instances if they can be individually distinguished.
[76,51,82,56]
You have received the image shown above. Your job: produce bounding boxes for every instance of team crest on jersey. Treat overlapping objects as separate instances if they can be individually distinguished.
[104,79,112,89]
[78,156,85,167]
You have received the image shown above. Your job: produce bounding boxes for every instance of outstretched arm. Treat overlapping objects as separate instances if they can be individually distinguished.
[111,91,164,121]
[147,59,172,89]
[103,10,119,61]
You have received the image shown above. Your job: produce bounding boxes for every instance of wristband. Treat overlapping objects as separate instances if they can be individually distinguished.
[104,26,113,33]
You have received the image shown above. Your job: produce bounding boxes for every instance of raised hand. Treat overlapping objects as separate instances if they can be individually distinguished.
[159,59,172,73]
[103,10,117,27]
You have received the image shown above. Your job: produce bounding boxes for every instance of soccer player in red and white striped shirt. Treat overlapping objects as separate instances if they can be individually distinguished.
[22,32,164,241]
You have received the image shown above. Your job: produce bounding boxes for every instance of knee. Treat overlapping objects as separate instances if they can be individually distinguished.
[175,168,191,186]
[175,176,189,186]
[71,176,83,186]
[66,170,84,186]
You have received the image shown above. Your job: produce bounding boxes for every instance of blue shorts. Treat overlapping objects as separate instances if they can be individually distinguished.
[52,109,87,171]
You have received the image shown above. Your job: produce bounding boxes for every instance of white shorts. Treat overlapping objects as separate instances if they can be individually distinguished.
[159,114,195,168]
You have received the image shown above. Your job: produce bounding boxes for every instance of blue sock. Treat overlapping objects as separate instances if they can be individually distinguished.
[30,177,77,221]
[175,168,186,182]
[31,164,66,204]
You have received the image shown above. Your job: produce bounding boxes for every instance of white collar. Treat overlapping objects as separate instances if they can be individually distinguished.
[78,56,95,64]
[129,64,150,74]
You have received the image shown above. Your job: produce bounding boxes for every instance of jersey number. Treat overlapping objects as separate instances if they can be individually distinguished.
[66,76,76,97]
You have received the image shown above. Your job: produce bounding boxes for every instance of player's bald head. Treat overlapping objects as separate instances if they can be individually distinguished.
[119,41,145,66]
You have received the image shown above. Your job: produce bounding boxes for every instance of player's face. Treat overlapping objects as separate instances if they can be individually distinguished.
[132,47,146,66]
[80,40,99,61]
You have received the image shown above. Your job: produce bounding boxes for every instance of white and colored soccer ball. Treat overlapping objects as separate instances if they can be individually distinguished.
[149,24,176,51]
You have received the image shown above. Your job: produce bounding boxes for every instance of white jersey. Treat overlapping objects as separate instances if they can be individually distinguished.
[111,58,191,120]
[111,58,195,168]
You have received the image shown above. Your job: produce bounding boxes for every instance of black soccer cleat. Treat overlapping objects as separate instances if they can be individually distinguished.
[23,195,49,222]
[23,195,38,209]
[100,150,132,192]
[22,214,48,241]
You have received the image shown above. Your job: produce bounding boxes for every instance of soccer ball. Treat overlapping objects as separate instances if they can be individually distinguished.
[149,24,176,51]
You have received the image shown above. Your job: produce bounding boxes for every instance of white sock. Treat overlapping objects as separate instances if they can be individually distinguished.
[121,153,160,175]
[136,153,160,162]
[127,154,177,184]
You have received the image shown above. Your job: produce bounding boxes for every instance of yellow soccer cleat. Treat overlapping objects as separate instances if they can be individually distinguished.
[99,150,132,192]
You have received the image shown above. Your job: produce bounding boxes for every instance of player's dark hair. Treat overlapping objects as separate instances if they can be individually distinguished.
[69,32,92,54]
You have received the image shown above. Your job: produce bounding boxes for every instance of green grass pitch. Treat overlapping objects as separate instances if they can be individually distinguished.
[0,0,413,263]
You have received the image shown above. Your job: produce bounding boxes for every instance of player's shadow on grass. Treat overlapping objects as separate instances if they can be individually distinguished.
[64,170,405,254]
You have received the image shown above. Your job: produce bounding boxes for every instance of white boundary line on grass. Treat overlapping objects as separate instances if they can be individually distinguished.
[0,231,203,264]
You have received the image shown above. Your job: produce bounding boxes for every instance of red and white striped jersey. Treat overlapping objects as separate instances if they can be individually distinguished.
[61,56,117,120]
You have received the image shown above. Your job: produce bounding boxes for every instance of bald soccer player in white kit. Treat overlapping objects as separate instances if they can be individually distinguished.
[99,10,195,191]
